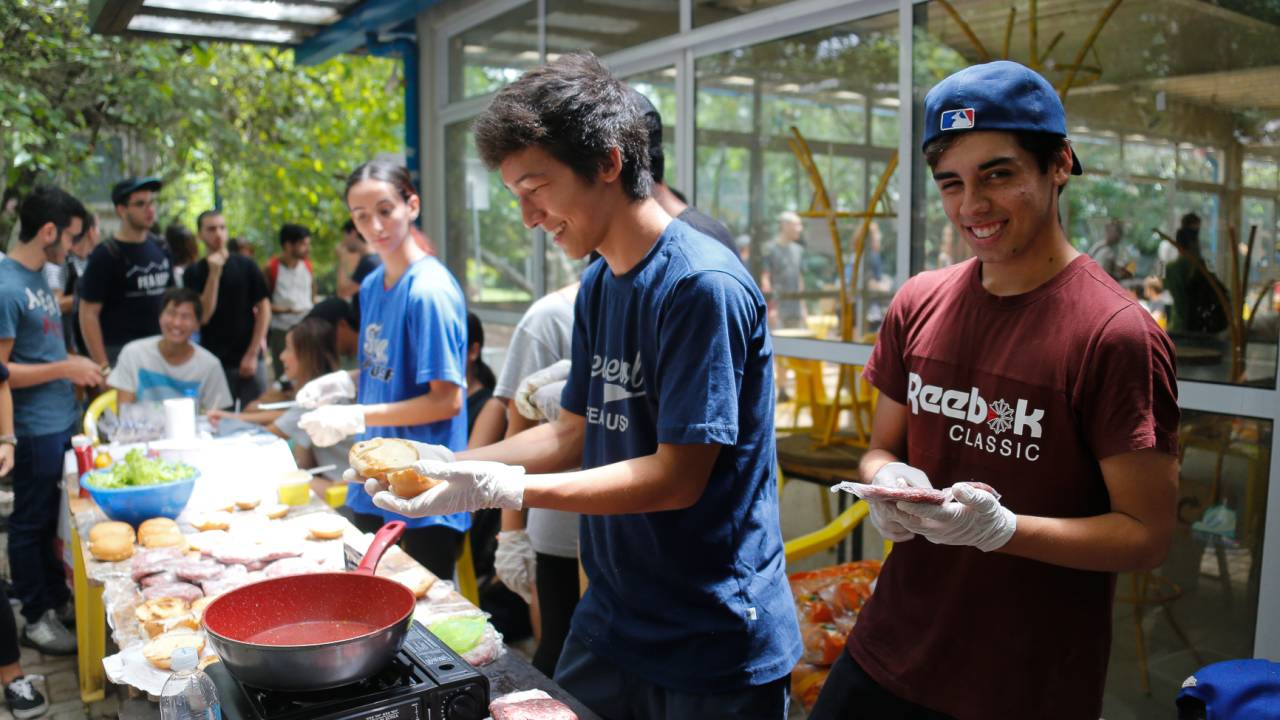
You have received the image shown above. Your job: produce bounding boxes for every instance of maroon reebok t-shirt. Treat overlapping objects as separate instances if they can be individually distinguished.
[853,255,1179,719]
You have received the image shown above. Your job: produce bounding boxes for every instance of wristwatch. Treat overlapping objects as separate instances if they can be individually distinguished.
[0,434,16,447]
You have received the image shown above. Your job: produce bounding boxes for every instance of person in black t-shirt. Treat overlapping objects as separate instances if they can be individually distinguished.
[626,87,740,259]
[78,176,174,367]
[336,219,381,300]
[183,210,272,407]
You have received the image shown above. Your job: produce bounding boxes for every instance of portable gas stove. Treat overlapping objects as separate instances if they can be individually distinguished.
[207,621,489,720]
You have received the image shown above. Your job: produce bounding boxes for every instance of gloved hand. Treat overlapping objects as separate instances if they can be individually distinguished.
[297,370,357,409]
[340,441,456,485]
[529,380,566,422]
[365,460,526,517]
[867,462,932,543]
[515,360,571,421]
[896,482,1017,552]
[494,530,536,604]
[299,404,366,447]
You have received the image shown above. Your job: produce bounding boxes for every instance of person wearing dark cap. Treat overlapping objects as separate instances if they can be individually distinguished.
[305,297,359,367]
[627,87,739,258]
[808,61,1179,720]
[78,176,174,367]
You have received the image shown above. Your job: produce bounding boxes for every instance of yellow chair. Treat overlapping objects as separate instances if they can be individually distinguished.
[785,500,869,564]
[83,389,117,443]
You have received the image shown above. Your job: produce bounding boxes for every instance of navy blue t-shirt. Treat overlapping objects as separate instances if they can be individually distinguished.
[560,219,801,692]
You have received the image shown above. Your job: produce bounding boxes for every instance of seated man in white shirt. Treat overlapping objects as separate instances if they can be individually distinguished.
[107,287,232,411]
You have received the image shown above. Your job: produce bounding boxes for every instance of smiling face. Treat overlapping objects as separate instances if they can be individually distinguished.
[930,131,1071,265]
[347,179,420,258]
[159,299,199,345]
[500,145,618,261]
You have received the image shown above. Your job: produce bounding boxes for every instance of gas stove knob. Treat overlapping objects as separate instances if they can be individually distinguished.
[444,689,485,720]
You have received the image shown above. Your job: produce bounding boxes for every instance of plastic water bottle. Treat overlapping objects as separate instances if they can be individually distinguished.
[159,647,221,720]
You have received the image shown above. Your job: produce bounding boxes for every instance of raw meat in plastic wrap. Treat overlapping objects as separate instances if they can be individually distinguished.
[131,547,185,581]
[262,556,322,578]
[141,581,203,603]
[490,690,578,720]
[212,540,303,569]
[175,557,225,583]
[139,570,178,588]
[830,481,1000,505]
[201,564,250,598]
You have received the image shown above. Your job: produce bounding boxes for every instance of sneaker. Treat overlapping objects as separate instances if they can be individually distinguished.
[20,610,76,656]
[5,676,48,719]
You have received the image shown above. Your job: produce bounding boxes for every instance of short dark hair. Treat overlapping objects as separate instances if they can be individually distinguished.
[342,218,357,234]
[924,131,1070,195]
[1180,212,1201,229]
[161,287,203,320]
[627,86,665,184]
[165,222,198,266]
[473,52,652,201]
[227,237,243,254]
[306,297,358,331]
[196,210,222,232]
[279,223,311,247]
[18,186,88,243]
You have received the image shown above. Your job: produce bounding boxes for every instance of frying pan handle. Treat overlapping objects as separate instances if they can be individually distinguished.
[355,521,407,576]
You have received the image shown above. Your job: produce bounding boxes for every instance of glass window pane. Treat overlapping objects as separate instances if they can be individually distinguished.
[545,0,678,58]
[1104,411,1270,715]
[912,0,1280,387]
[695,10,900,341]
[448,3,538,102]
[625,66,680,189]
[693,0,789,28]
[443,121,537,310]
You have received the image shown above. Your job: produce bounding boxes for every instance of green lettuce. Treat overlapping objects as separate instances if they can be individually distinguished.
[88,449,195,489]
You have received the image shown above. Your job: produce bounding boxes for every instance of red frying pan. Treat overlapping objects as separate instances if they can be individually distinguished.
[202,521,417,691]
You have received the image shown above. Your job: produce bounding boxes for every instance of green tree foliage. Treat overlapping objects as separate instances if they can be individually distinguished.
[1,0,403,286]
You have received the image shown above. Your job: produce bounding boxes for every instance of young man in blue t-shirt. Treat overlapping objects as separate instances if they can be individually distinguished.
[355,53,800,717]
[0,186,104,657]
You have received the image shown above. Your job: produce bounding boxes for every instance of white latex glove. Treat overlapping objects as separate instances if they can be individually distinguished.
[340,441,456,485]
[494,529,536,604]
[297,370,357,409]
[867,462,933,543]
[529,379,566,422]
[299,405,366,447]
[515,360,571,421]
[365,460,526,517]
[896,482,1017,553]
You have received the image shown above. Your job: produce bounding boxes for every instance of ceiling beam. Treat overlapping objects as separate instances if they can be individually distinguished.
[89,0,146,34]
[294,0,444,66]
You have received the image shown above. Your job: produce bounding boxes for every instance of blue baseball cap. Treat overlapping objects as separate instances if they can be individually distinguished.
[1176,659,1280,719]
[111,176,163,206]
[922,60,1083,175]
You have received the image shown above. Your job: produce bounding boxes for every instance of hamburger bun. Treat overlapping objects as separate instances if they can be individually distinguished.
[137,598,197,638]
[89,521,135,545]
[234,496,261,511]
[89,533,134,562]
[143,630,205,670]
[138,517,179,538]
[386,467,441,499]
[140,528,186,549]
[259,503,289,520]
[190,597,215,623]
[190,512,232,532]
[307,514,347,540]
[197,654,221,671]
[349,438,419,481]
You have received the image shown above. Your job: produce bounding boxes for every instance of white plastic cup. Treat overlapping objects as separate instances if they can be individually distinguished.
[163,398,197,441]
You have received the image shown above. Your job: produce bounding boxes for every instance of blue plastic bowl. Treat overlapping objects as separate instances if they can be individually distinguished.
[81,467,199,527]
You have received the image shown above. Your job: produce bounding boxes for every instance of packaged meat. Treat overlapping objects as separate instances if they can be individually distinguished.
[490,690,578,720]
[262,556,322,578]
[131,547,186,581]
[831,480,1000,505]
[200,564,249,598]
[140,570,178,588]
[141,581,203,603]
[175,557,225,583]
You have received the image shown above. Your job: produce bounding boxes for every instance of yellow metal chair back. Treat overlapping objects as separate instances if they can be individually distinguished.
[83,390,118,444]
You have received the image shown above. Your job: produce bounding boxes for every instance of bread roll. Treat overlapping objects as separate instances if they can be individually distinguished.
[190,597,215,623]
[89,521,135,545]
[234,496,260,511]
[139,517,179,538]
[143,630,205,670]
[385,467,441,499]
[259,503,289,520]
[307,514,347,540]
[89,521,136,560]
[137,598,197,638]
[349,438,419,480]
[190,512,232,532]
[141,529,186,549]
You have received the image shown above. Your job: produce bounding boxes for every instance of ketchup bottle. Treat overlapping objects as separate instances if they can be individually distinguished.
[71,435,94,498]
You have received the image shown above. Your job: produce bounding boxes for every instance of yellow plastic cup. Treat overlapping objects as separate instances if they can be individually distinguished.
[324,484,349,508]
[277,469,312,506]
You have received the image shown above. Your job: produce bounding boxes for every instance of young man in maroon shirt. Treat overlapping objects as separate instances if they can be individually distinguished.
[809,61,1180,720]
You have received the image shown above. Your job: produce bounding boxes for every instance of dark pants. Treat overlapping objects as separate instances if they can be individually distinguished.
[554,632,790,720]
[532,553,579,677]
[222,356,267,409]
[0,582,19,667]
[10,428,73,624]
[342,509,462,582]
[808,652,956,720]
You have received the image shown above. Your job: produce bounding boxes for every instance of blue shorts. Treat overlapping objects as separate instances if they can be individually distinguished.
[553,632,790,720]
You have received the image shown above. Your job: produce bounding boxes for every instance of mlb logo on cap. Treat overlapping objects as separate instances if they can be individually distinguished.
[941,108,975,131]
